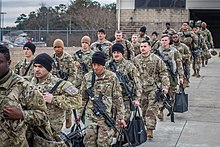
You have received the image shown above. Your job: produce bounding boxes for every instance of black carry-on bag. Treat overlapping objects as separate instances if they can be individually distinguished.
[174,85,188,113]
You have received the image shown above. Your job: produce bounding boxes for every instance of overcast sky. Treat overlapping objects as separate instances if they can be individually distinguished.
[1,0,116,27]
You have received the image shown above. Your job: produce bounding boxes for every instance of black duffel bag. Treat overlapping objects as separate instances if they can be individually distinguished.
[174,85,188,113]
[113,107,147,146]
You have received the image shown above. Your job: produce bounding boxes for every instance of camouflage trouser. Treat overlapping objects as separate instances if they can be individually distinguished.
[192,54,201,70]
[123,100,132,121]
[141,90,157,130]
[169,86,177,107]
[84,116,114,147]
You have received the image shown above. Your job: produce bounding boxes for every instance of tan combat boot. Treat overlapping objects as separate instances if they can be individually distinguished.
[147,129,153,139]
[66,117,72,128]
[192,69,197,76]
[196,70,200,78]
[157,110,164,121]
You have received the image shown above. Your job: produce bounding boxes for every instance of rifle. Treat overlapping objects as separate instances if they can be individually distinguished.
[96,43,103,51]
[109,61,135,111]
[182,62,190,79]
[53,57,68,80]
[86,88,119,133]
[75,50,89,76]
[155,88,174,122]
[155,49,177,83]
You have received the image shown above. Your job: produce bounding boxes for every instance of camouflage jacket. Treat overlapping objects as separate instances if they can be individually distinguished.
[80,70,125,120]
[162,28,177,35]
[151,40,161,53]
[178,31,198,50]
[112,39,135,60]
[172,42,191,64]
[14,58,35,81]
[0,70,48,146]
[106,58,142,101]
[31,73,82,133]
[200,28,214,48]
[138,34,151,43]
[51,51,77,83]
[90,39,113,60]
[72,49,94,88]
[157,46,184,86]
[132,53,170,92]
[132,42,141,56]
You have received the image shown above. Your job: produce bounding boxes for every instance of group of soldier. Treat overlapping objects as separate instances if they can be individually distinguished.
[0,20,215,147]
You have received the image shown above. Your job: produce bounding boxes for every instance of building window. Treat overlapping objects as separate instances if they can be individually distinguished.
[135,0,185,9]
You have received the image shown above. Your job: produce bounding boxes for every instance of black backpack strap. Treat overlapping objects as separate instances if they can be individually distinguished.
[22,59,34,76]
[49,79,63,94]
[75,50,83,59]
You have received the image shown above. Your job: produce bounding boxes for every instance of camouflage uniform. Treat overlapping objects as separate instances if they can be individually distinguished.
[162,28,177,36]
[151,39,161,53]
[172,41,191,87]
[90,40,113,60]
[51,51,77,84]
[178,31,199,77]
[106,58,142,120]
[80,70,125,147]
[138,34,151,43]
[132,53,170,130]
[157,46,184,100]
[132,42,141,56]
[72,49,95,88]
[14,58,35,80]
[0,70,48,147]
[31,73,82,134]
[112,39,135,60]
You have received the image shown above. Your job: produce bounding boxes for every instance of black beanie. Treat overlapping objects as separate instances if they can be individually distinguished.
[140,26,147,33]
[112,43,124,54]
[92,51,106,66]
[34,53,53,72]
[23,42,36,54]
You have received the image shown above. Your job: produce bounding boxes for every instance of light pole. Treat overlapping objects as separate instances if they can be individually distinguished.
[1,12,6,41]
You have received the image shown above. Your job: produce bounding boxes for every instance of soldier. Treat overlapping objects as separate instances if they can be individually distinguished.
[191,27,205,77]
[156,34,184,118]
[31,53,82,134]
[112,30,135,60]
[138,26,151,43]
[200,22,215,61]
[0,45,49,146]
[14,42,36,80]
[51,38,77,83]
[171,33,191,87]
[131,33,141,56]
[90,29,113,60]
[151,31,161,53]
[106,43,142,120]
[80,51,126,147]
[132,40,170,139]
[179,22,198,77]
[73,36,95,88]
[162,22,177,36]
[51,38,78,127]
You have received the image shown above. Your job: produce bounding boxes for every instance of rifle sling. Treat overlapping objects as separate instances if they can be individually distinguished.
[22,59,34,76]
[49,79,63,94]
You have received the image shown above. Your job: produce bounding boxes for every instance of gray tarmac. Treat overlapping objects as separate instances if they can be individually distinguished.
[139,50,220,147]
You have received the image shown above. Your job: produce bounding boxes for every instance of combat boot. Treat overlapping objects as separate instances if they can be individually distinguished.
[196,70,200,78]
[192,69,197,76]
[157,110,164,121]
[147,129,153,139]
[66,117,72,128]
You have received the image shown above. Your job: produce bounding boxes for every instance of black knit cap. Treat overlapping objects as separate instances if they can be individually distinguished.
[34,53,53,72]
[23,42,36,54]
[112,43,124,54]
[140,26,147,33]
[92,51,106,66]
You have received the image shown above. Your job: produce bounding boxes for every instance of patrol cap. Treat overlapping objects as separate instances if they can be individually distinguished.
[34,53,53,72]
[23,42,36,54]
[92,51,106,66]
[112,43,124,54]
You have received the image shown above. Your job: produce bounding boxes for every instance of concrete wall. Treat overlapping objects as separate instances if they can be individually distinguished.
[118,8,189,39]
